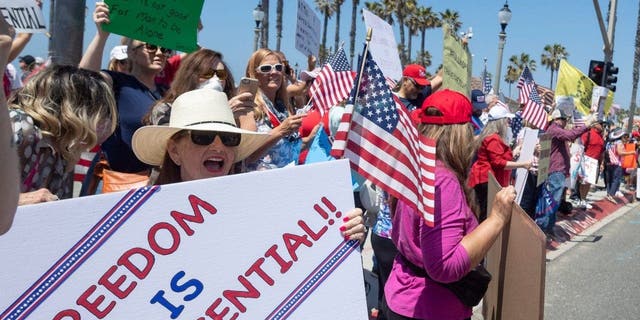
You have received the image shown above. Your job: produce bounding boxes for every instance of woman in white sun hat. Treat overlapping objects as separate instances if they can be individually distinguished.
[468,104,532,221]
[132,89,366,241]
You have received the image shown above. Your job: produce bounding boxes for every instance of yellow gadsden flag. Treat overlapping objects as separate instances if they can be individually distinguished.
[556,59,613,115]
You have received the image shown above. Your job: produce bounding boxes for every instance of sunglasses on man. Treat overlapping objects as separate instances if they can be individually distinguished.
[188,130,241,147]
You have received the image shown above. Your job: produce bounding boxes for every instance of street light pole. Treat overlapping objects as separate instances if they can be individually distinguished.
[252,4,265,52]
[494,2,512,96]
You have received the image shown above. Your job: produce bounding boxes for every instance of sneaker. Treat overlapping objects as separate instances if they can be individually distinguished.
[583,200,593,210]
[606,195,618,204]
[576,200,586,209]
[615,191,625,198]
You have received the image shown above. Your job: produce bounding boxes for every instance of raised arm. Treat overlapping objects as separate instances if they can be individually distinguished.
[79,2,111,71]
[0,16,19,234]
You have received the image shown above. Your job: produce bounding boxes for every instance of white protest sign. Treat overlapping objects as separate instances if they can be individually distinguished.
[295,0,321,57]
[362,9,402,81]
[514,128,539,204]
[583,155,599,185]
[0,0,46,33]
[569,142,584,189]
[0,160,367,319]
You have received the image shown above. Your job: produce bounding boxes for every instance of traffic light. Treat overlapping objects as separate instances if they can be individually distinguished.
[588,60,605,85]
[604,61,618,92]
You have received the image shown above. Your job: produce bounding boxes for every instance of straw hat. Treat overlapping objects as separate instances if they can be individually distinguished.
[132,89,269,166]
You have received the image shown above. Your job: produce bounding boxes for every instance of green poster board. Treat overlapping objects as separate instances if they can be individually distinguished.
[442,24,472,97]
[102,0,204,53]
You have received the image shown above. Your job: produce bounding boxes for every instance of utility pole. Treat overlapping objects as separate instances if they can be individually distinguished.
[48,0,85,65]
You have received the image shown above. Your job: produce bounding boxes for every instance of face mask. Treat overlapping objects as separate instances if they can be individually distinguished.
[197,76,223,92]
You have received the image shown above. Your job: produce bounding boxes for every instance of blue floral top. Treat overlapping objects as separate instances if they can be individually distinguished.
[10,109,73,199]
[372,190,393,239]
[245,94,301,171]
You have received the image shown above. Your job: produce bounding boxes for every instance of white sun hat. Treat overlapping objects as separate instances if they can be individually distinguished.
[132,89,270,166]
[488,104,515,121]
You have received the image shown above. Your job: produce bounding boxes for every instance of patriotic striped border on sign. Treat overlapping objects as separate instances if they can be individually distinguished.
[266,239,360,319]
[1,186,159,320]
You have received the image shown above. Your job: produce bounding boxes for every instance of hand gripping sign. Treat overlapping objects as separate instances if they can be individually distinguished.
[0,160,367,319]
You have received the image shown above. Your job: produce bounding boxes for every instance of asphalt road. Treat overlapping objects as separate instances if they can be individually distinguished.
[544,207,640,319]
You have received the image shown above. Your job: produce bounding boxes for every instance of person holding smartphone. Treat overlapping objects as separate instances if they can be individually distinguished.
[243,48,306,171]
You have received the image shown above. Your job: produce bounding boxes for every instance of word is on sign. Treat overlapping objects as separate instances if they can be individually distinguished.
[0,0,47,33]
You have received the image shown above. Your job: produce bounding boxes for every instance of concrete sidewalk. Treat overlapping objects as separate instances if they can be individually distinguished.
[546,186,639,260]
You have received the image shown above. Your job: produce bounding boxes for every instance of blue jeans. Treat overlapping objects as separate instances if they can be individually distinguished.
[605,165,623,196]
[537,172,565,233]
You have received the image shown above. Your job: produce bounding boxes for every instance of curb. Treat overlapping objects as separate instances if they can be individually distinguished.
[545,190,639,261]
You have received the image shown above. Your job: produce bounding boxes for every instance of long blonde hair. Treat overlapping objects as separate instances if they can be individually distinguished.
[418,107,479,216]
[9,65,117,170]
[245,48,292,120]
[475,117,510,148]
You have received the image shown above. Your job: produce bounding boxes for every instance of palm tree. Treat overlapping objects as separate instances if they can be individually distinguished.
[405,6,419,62]
[540,43,569,88]
[505,53,537,98]
[261,0,270,49]
[415,6,439,58]
[349,0,359,66]
[414,50,432,68]
[275,0,283,51]
[628,2,640,128]
[440,9,462,34]
[504,64,520,98]
[316,0,335,61]
[365,1,393,25]
[333,0,345,52]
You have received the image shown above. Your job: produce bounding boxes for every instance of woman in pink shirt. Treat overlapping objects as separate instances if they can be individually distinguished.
[385,90,516,320]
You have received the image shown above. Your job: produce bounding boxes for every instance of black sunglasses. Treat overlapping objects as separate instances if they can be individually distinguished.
[134,43,173,55]
[189,130,241,147]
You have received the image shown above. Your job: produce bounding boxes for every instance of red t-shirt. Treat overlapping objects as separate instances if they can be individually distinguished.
[581,128,605,159]
[155,54,182,88]
[468,133,514,187]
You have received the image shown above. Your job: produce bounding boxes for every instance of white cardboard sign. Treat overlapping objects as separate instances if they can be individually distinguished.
[0,0,47,33]
[362,9,403,81]
[0,160,367,319]
[295,0,321,57]
[514,128,539,204]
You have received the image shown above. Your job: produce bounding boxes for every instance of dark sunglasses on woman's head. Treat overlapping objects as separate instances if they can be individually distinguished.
[134,43,173,55]
[189,130,241,147]
[256,63,284,74]
[201,68,228,80]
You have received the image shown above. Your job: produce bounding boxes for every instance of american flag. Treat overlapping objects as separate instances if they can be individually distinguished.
[309,47,356,115]
[331,50,436,226]
[517,66,548,130]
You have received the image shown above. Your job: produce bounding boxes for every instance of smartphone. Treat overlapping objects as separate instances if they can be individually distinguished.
[237,77,259,96]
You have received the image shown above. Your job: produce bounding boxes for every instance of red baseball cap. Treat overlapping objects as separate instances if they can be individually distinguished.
[411,89,472,125]
[402,64,430,86]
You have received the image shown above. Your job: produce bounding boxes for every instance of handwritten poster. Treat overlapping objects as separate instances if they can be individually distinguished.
[0,0,46,33]
[442,24,471,96]
[0,160,367,319]
[295,0,321,57]
[102,0,204,52]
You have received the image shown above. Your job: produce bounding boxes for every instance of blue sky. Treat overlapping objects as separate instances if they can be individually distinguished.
[15,1,639,109]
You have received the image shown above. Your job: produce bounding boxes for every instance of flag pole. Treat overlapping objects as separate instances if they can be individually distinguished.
[330,28,373,158]
[352,28,373,103]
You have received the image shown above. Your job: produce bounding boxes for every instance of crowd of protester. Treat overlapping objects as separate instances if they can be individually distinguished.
[2,3,639,320]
